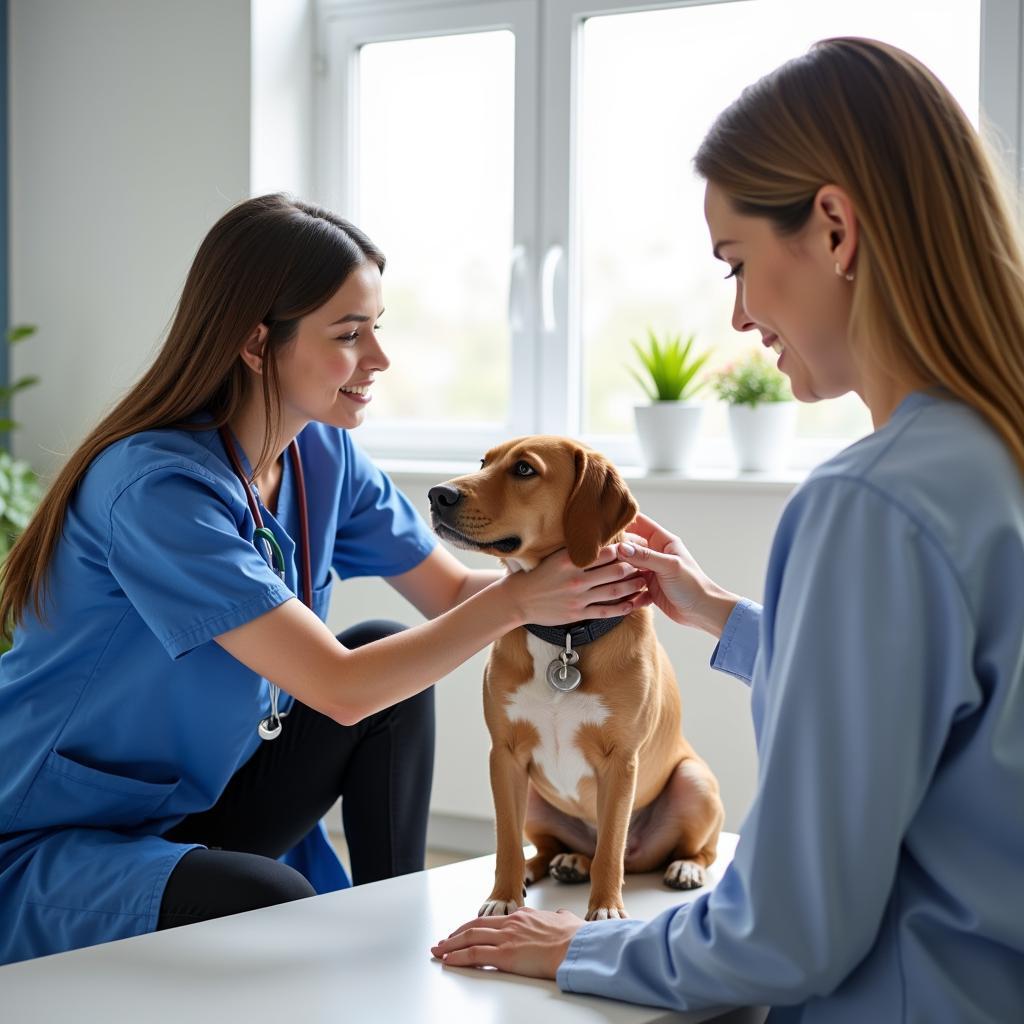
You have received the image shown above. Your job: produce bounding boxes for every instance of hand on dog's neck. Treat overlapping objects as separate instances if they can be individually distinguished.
[502,531,627,575]
[502,542,563,574]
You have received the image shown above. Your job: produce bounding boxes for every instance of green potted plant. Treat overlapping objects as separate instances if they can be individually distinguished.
[712,349,796,472]
[0,325,43,654]
[628,328,712,473]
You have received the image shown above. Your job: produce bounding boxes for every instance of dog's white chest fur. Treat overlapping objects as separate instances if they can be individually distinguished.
[503,633,610,801]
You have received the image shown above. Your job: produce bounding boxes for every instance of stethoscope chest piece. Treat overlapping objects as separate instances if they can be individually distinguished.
[259,681,284,741]
[258,715,283,741]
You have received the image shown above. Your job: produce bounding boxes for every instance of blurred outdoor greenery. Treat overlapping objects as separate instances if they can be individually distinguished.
[0,324,43,654]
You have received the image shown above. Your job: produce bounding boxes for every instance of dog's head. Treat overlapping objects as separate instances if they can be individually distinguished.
[428,436,637,570]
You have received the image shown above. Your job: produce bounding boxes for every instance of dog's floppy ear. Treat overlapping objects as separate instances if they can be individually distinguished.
[564,447,638,567]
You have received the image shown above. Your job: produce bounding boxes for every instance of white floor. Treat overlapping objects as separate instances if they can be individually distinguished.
[329,833,466,874]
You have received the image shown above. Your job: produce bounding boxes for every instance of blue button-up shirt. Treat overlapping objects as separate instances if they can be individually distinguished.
[557,391,1024,1021]
[0,420,437,964]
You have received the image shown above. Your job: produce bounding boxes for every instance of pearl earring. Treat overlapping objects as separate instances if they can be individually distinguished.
[834,261,855,282]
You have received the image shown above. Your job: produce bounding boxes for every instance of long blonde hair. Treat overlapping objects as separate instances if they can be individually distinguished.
[1,194,385,640]
[695,36,1024,473]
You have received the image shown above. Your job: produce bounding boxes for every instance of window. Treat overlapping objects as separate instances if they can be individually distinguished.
[317,0,1010,468]
[577,0,981,453]
[356,31,515,428]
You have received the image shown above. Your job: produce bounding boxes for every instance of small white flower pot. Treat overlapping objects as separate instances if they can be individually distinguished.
[634,401,705,473]
[727,401,798,473]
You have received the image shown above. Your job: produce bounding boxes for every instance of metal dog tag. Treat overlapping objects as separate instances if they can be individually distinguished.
[547,657,582,692]
[547,635,582,692]
[258,715,283,741]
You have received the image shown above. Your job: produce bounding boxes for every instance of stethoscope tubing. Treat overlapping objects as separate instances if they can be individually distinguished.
[218,425,312,740]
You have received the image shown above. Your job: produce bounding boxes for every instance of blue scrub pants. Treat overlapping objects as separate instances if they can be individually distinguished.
[157,619,435,930]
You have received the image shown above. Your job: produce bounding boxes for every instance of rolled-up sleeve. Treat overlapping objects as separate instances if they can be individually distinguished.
[709,598,762,685]
[557,476,976,1011]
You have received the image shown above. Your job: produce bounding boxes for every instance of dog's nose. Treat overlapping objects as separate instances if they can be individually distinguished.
[428,484,463,511]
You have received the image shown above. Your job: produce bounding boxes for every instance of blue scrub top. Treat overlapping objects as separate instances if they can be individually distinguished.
[556,391,1024,1021]
[0,420,436,964]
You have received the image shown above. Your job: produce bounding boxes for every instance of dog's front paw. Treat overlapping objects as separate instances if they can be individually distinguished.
[478,896,523,917]
[663,859,706,890]
[585,902,628,921]
[549,852,591,883]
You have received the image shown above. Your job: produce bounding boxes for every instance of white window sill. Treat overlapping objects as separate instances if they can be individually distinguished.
[377,456,806,493]
[363,423,853,494]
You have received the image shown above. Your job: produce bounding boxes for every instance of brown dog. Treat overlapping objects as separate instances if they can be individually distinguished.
[428,436,724,921]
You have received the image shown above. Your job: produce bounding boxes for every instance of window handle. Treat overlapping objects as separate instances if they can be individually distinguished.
[508,244,526,332]
[541,244,564,333]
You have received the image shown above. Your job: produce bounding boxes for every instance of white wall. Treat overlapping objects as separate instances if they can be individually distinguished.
[9,0,253,476]
[251,0,315,198]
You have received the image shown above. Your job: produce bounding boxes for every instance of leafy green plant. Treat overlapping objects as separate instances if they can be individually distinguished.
[627,328,712,402]
[712,350,791,407]
[0,452,40,559]
[0,325,43,654]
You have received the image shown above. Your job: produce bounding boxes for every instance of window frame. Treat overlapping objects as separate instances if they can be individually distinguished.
[315,0,541,460]
[315,0,1022,469]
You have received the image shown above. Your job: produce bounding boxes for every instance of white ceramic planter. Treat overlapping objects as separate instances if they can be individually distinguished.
[727,401,798,472]
[633,401,705,473]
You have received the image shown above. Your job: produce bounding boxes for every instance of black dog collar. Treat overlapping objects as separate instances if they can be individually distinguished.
[524,617,626,648]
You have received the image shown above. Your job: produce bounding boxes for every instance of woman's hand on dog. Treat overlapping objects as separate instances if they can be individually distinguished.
[431,906,586,979]
[504,546,647,626]
[616,513,741,638]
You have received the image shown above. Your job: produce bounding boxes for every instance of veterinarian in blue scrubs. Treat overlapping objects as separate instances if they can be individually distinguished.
[0,195,642,964]
[433,39,1024,1021]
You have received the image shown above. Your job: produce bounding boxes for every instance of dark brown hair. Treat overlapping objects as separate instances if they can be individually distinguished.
[1,193,384,638]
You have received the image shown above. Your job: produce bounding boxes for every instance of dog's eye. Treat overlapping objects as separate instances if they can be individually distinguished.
[480,459,486,469]
[513,461,537,478]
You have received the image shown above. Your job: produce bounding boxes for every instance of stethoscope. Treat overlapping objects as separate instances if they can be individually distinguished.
[218,425,312,741]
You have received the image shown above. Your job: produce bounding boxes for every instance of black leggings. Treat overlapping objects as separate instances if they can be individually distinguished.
[157,619,435,930]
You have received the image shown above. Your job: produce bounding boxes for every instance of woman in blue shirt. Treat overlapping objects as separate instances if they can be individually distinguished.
[433,38,1024,1020]
[0,195,642,964]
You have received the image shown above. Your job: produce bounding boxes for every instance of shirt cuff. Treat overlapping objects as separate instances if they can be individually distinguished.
[709,597,762,685]
[556,919,647,994]
[164,581,295,659]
